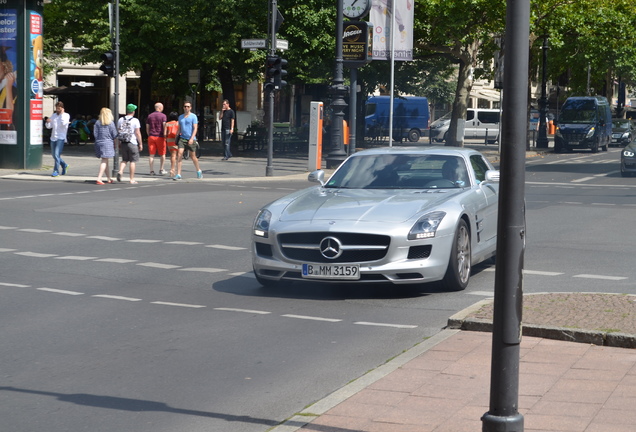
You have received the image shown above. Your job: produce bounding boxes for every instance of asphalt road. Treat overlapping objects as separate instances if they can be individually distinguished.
[1,146,634,431]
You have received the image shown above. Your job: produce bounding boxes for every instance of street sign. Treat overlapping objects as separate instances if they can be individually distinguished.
[276,39,288,50]
[241,39,266,49]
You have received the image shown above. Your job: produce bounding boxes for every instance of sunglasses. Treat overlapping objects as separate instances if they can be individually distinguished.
[183,105,191,108]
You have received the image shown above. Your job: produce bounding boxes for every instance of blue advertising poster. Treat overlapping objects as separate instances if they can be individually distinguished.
[0,8,18,144]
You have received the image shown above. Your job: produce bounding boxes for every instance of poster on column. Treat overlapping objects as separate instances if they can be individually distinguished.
[30,10,43,145]
[0,7,17,144]
[370,0,414,61]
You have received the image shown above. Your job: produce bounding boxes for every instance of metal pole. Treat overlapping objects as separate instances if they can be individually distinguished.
[536,36,549,149]
[111,0,120,177]
[265,0,277,176]
[326,0,348,168]
[388,0,397,146]
[481,0,529,431]
[349,68,357,155]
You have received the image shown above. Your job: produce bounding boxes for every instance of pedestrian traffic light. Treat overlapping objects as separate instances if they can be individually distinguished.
[100,50,115,77]
[274,57,288,90]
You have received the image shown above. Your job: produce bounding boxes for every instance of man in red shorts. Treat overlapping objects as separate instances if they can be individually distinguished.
[146,102,167,175]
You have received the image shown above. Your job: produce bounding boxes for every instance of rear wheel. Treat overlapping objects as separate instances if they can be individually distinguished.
[442,219,471,291]
[408,129,420,142]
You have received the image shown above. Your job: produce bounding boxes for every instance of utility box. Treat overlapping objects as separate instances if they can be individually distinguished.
[308,101,323,171]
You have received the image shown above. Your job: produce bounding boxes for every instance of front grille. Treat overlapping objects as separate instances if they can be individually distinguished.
[255,242,273,257]
[407,245,432,259]
[562,132,587,142]
[278,232,390,263]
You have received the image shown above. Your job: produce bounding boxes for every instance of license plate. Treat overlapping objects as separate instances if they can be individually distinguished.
[302,263,360,280]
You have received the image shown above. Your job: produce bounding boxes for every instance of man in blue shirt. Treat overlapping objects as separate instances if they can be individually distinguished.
[174,102,202,180]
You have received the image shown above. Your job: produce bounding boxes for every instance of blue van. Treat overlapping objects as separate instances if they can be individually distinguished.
[555,96,612,153]
[365,96,429,142]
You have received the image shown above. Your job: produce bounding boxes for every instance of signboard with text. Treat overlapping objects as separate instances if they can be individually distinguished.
[343,21,372,68]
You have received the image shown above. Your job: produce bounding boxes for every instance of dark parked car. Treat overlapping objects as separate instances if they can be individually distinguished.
[611,119,634,147]
[620,141,636,177]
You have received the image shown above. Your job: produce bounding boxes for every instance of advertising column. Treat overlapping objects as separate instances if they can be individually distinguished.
[0,0,43,169]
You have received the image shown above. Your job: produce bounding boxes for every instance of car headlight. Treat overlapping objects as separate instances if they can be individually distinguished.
[408,211,446,240]
[622,133,630,140]
[253,209,272,238]
[585,127,595,138]
[623,149,635,158]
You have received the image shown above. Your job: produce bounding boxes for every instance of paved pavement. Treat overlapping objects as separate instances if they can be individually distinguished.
[5,139,635,432]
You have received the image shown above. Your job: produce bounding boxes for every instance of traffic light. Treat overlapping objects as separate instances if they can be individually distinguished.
[265,55,278,92]
[274,57,288,90]
[100,50,115,77]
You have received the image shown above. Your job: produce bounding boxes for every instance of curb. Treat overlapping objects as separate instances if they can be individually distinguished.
[267,329,461,432]
[447,294,636,349]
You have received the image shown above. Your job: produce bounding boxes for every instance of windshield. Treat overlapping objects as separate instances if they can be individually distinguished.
[325,154,470,189]
[560,100,597,123]
[613,120,630,131]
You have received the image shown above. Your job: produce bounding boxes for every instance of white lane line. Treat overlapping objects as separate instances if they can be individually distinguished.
[151,301,206,308]
[178,267,226,273]
[282,314,342,323]
[468,291,494,296]
[95,258,138,263]
[52,232,86,237]
[0,225,17,229]
[573,274,628,281]
[0,248,17,252]
[571,177,595,183]
[38,288,84,295]
[205,244,247,251]
[15,251,58,258]
[92,295,143,301]
[524,270,564,276]
[233,272,253,277]
[215,307,271,315]
[136,262,182,269]
[87,236,122,241]
[592,203,616,206]
[0,282,30,288]
[127,239,163,243]
[165,241,204,246]
[18,228,52,233]
[354,321,418,329]
[55,256,98,261]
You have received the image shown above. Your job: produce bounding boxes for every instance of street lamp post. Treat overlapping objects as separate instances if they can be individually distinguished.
[536,35,549,149]
[326,0,348,169]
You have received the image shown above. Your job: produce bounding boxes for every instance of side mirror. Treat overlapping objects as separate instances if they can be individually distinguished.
[308,170,325,186]
[485,170,500,182]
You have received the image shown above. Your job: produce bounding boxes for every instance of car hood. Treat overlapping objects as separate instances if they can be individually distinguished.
[278,188,460,223]
[558,123,593,132]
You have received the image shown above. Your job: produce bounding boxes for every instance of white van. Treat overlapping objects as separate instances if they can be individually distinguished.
[429,108,500,143]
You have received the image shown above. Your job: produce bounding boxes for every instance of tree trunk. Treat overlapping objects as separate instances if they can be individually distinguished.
[217,65,236,110]
[139,63,155,121]
[446,58,473,147]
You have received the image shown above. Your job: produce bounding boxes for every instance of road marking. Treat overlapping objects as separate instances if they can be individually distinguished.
[95,258,138,263]
[0,225,17,229]
[282,314,342,322]
[55,256,98,261]
[87,236,122,241]
[573,274,628,281]
[592,203,616,206]
[178,267,226,273]
[468,291,494,296]
[0,282,30,288]
[15,251,58,258]
[127,239,163,243]
[92,294,143,301]
[38,288,84,295]
[215,307,271,314]
[52,232,86,237]
[137,262,181,269]
[18,228,52,233]
[354,321,418,329]
[523,270,564,276]
[165,241,204,245]
[151,301,206,308]
[0,248,17,252]
[571,177,595,183]
[205,244,247,251]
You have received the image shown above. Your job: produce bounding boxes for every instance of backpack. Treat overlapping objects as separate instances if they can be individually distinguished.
[165,121,179,142]
[118,116,134,143]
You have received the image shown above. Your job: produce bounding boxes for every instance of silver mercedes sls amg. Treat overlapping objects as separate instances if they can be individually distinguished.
[252,147,500,291]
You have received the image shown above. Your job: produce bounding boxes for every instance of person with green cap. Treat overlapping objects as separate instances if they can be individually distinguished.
[116,103,143,184]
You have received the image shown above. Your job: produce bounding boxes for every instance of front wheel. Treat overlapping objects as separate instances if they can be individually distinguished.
[408,129,420,142]
[442,219,471,291]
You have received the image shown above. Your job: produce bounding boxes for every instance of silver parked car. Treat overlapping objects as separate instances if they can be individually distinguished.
[252,147,500,291]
